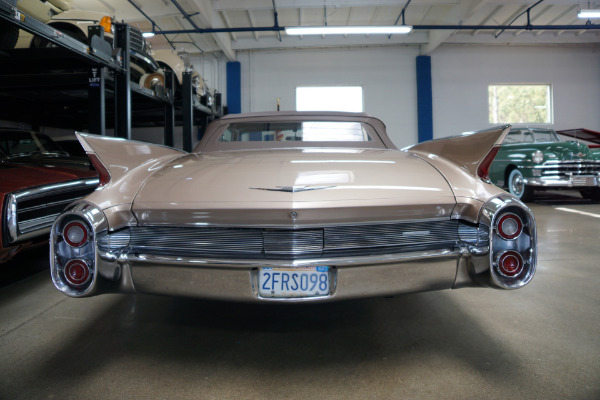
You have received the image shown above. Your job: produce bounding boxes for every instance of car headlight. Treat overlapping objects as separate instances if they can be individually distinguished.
[532,150,544,164]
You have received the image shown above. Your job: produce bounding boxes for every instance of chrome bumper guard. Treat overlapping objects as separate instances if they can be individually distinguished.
[525,175,600,188]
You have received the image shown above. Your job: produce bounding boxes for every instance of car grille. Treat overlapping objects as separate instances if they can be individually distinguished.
[129,26,146,53]
[536,160,600,177]
[97,219,489,260]
[4,178,98,244]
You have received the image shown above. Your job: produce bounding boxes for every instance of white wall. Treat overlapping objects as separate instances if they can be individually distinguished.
[4,44,598,151]
[431,44,600,138]
[237,46,420,148]
[235,44,600,148]
[188,53,228,98]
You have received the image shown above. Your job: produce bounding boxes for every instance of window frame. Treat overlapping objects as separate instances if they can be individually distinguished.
[488,84,554,125]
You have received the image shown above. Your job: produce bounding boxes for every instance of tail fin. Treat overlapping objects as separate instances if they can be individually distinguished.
[407,125,510,181]
[76,133,186,187]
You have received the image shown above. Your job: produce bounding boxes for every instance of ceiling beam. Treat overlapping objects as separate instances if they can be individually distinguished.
[231,31,430,50]
[513,5,552,36]
[247,10,260,41]
[554,16,582,36]
[472,5,501,35]
[191,0,235,59]
[420,0,490,55]
[219,10,237,41]
[536,5,577,36]
[494,5,528,38]
[213,0,459,11]
[229,28,600,52]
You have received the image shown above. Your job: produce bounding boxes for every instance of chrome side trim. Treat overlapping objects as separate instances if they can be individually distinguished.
[5,178,99,244]
[9,178,99,201]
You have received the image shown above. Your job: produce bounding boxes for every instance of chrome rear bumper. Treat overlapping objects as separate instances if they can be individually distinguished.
[96,249,484,302]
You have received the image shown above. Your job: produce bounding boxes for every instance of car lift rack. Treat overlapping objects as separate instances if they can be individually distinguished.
[0,0,218,151]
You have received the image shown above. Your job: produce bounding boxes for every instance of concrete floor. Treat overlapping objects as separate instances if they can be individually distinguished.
[1,192,599,400]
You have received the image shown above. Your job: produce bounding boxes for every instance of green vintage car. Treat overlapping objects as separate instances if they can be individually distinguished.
[489,127,600,201]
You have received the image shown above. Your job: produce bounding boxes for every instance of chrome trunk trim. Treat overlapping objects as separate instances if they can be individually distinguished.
[97,219,489,260]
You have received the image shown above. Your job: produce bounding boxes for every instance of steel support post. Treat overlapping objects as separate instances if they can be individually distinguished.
[114,23,132,139]
[87,26,105,135]
[182,70,193,152]
[164,70,175,147]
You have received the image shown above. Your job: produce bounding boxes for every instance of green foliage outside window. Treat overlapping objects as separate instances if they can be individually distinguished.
[488,84,552,124]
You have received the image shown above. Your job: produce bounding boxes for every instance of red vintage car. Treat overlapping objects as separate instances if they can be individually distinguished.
[1,129,98,263]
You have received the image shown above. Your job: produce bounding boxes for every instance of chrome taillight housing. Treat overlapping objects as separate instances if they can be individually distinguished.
[50,203,106,297]
[476,195,537,289]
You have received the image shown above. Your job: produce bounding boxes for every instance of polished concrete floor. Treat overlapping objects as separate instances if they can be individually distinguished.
[1,192,599,400]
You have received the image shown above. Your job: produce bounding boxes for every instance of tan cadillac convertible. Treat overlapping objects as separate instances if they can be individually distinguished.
[50,111,536,302]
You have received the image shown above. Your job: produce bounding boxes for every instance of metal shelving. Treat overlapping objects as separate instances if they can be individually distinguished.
[0,0,219,151]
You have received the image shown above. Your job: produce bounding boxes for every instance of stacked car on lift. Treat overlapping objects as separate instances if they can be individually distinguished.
[0,0,221,263]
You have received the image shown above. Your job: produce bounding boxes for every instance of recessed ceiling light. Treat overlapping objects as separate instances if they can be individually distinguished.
[285,26,413,36]
[578,9,600,18]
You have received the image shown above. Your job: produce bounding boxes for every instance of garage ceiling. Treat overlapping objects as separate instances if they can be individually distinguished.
[70,0,600,59]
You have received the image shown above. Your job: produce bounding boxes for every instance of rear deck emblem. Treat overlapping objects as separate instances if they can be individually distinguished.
[250,185,335,193]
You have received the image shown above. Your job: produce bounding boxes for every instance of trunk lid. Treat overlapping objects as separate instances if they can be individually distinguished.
[132,149,457,227]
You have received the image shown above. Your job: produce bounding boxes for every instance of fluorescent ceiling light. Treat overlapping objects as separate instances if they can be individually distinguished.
[142,32,155,38]
[578,9,600,18]
[285,25,413,36]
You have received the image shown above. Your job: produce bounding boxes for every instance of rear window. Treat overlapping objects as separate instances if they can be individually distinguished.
[219,121,373,143]
[531,129,560,143]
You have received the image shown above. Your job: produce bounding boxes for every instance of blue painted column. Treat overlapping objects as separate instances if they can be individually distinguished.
[416,55,433,143]
[226,61,241,114]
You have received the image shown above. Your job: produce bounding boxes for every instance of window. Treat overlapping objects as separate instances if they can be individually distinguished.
[505,128,560,144]
[219,121,372,142]
[0,131,63,157]
[488,84,553,124]
[296,86,363,112]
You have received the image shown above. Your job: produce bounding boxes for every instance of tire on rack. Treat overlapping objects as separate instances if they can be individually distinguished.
[0,20,19,49]
[140,72,166,97]
[30,25,87,48]
[507,168,534,202]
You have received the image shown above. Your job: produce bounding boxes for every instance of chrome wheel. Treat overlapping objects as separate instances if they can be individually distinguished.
[510,170,524,196]
[508,169,533,201]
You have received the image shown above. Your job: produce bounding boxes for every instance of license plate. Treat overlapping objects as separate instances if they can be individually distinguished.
[258,266,331,298]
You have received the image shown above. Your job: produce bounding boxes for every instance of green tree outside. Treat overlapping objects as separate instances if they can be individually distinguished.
[489,85,551,124]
